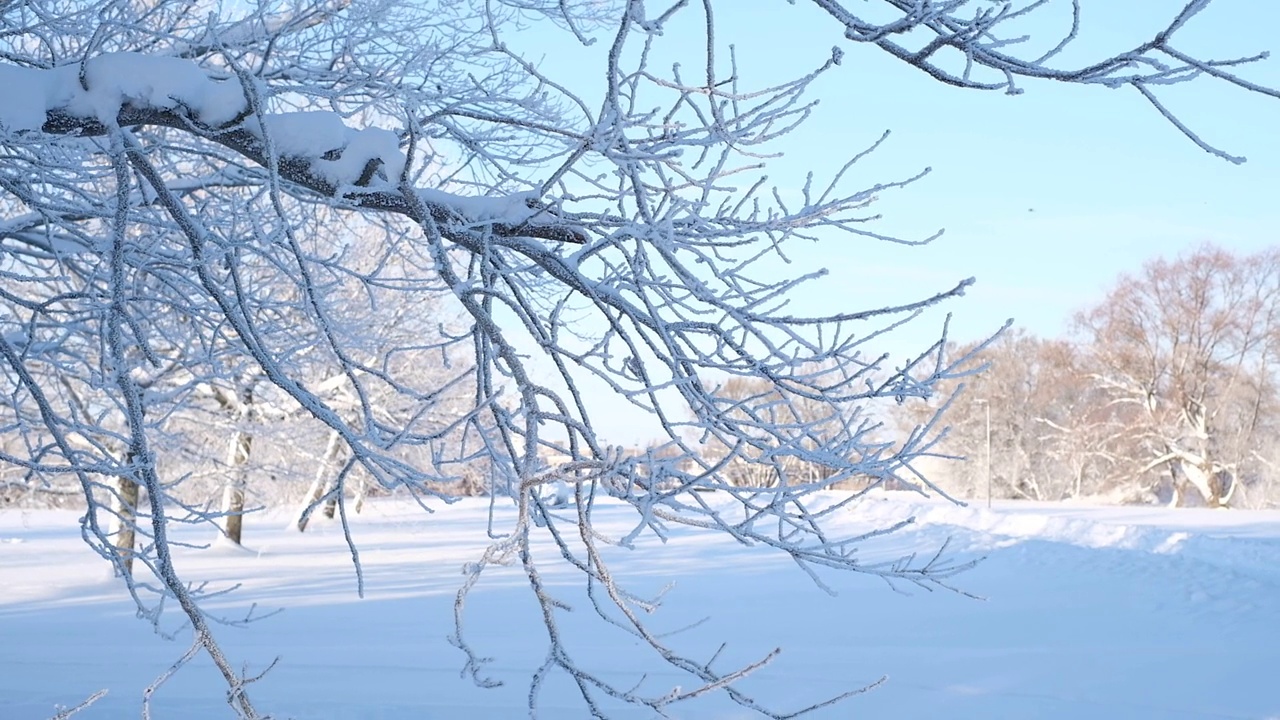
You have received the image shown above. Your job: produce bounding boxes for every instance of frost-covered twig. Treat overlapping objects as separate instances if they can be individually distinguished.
[808,0,1277,162]
[46,690,107,720]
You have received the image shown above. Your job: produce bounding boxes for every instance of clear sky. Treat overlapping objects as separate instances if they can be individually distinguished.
[515,1,1280,446]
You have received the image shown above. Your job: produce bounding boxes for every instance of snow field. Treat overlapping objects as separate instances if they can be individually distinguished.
[1,492,1278,719]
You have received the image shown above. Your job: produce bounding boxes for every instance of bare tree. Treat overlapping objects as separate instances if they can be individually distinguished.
[899,329,1129,501]
[910,248,1280,508]
[1,1,1277,717]
[1078,245,1280,507]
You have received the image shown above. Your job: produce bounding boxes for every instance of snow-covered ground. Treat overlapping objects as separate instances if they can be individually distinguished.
[2,492,1278,719]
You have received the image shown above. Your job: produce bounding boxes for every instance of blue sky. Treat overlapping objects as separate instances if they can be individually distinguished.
[516,1,1280,444]
[706,1,1280,348]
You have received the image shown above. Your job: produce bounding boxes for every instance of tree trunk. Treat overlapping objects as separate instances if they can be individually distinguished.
[1219,470,1239,507]
[221,429,252,544]
[323,485,339,519]
[112,471,139,577]
[214,381,258,545]
[353,473,368,514]
[1182,461,1228,508]
[296,429,341,532]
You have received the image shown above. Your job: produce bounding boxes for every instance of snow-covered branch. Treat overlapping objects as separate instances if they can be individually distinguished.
[3,1,1277,717]
[1,53,587,245]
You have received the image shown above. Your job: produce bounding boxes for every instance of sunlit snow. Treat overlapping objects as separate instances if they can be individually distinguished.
[2,493,1277,719]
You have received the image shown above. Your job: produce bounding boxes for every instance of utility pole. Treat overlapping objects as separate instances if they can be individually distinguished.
[975,399,992,509]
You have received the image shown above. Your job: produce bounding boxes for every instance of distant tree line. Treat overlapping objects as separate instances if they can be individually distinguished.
[906,245,1280,509]
[694,245,1280,509]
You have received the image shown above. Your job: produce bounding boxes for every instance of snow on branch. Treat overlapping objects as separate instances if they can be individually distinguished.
[0,52,587,244]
